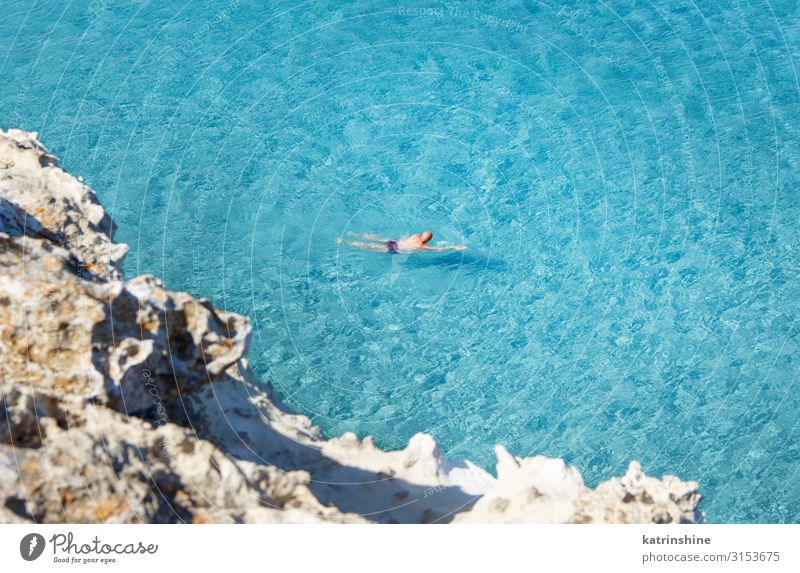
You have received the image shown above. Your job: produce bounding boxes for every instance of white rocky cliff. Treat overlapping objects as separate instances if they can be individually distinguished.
[0,128,704,524]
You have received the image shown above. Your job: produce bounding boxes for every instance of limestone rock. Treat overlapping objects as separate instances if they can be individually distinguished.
[573,461,703,524]
[453,447,702,524]
[0,129,127,280]
[0,234,249,415]
[0,384,363,523]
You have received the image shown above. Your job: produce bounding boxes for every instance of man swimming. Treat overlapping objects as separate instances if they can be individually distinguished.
[337,231,466,253]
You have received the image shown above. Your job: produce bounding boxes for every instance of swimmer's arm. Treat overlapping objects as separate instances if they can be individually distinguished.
[421,244,467,251]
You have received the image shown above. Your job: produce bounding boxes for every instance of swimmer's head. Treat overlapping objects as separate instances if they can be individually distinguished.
[421,230,433,243]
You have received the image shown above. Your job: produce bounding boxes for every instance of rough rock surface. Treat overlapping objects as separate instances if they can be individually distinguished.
[0,128,704,524]
[0,384,359,524]
[452,447,701,523]
[0,130,126,281]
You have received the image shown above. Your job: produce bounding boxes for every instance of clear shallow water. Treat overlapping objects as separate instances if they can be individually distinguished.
[2,0,799,522]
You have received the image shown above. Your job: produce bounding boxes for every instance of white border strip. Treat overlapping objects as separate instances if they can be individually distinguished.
[1,524,798,572]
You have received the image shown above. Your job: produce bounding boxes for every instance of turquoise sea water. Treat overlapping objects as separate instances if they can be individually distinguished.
[2,0,799,523]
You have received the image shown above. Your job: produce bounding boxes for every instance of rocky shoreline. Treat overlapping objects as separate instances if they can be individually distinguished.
[0,128,703,523]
